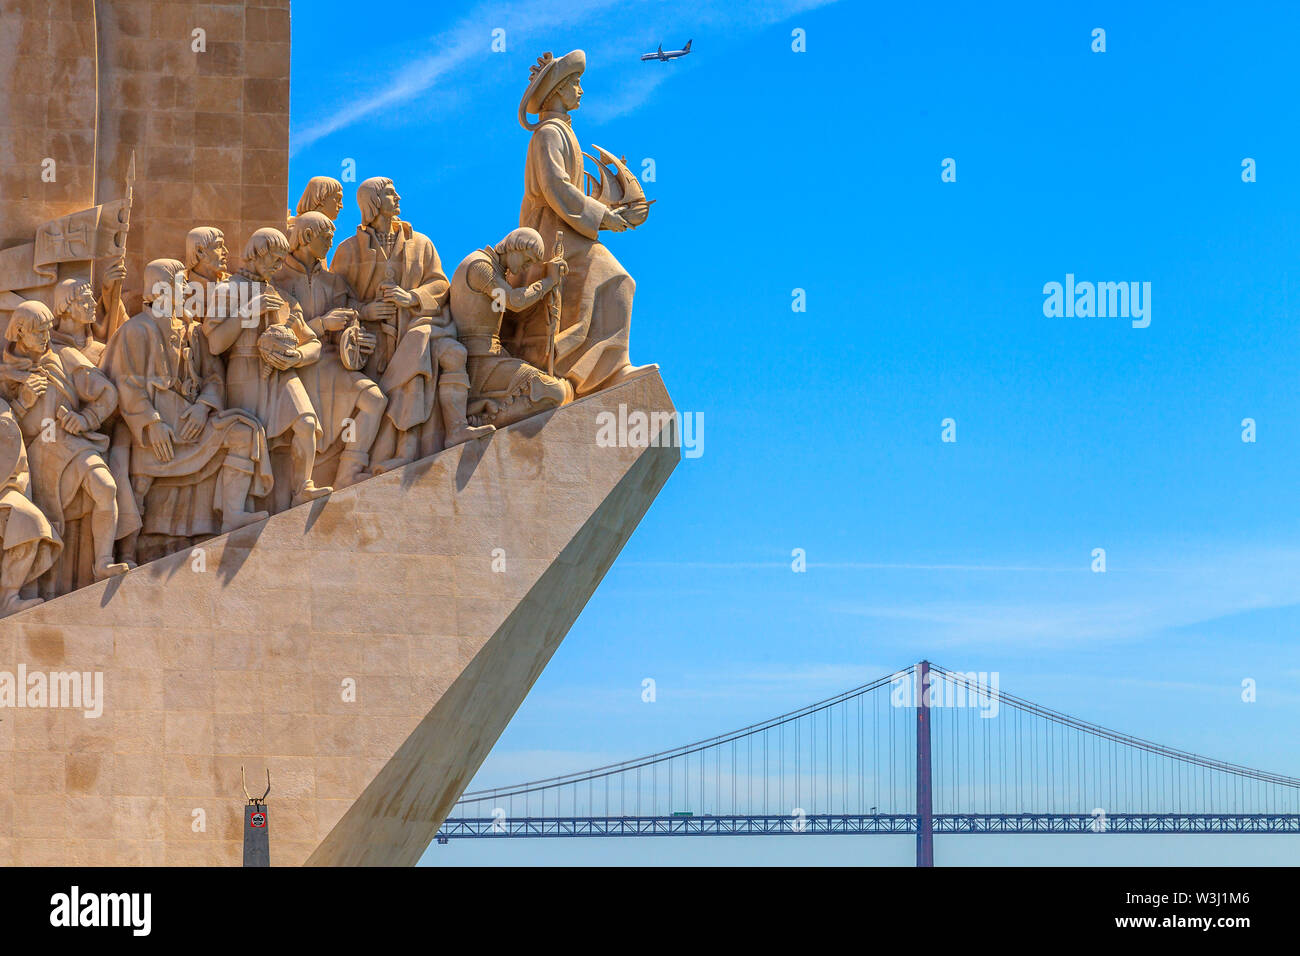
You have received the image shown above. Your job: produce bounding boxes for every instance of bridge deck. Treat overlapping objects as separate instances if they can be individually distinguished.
[437,813,1300,839]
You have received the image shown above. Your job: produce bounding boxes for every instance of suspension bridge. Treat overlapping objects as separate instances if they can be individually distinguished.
[435,661,1300,864]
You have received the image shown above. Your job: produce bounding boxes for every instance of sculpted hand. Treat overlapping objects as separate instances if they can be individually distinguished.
[18,374,47,409]
[178,402,209,442]
[362,300,396,323]
[103,258,127,295]
[146,421,175,462]
[266,347,298,371]
[600,209,629,232]
[357,330,377,356]
[547,257,568,280]
[381,283,418,309]
[322,308,355,332]
[57,406,90,436]
[248,289,284,317]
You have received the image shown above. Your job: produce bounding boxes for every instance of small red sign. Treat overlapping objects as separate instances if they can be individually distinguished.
[251,812,266,828]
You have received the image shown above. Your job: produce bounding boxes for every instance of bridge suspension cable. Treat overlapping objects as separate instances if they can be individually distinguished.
[438,661,1300,846]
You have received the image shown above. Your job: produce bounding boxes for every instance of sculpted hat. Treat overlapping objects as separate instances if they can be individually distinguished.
[518,50,585,130]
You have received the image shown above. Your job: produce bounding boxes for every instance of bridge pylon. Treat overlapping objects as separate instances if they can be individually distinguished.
[916,660,934,867]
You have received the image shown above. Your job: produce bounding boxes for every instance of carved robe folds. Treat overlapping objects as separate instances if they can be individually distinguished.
[0,346,138,594]
[517,111,634,396]
[332,222,448,457]
[204,271,322,446]
[0,398,61,597]
[101,310,272,545]
[274,255,379,454]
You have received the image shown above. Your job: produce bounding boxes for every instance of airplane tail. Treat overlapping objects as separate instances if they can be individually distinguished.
[658,44,664,55]
[684,39,692,52]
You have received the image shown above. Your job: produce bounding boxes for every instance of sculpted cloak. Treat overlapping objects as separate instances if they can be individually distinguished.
[515,110,634,396]
[331,222,448,444]
[0,346,136,533]
[100,309,272,539]
[0,344,140,595]
[274,254,381,450]
[203,269,323,445]
[0,398,61,590]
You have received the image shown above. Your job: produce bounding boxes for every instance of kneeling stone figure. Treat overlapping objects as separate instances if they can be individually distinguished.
[449,227,573,428]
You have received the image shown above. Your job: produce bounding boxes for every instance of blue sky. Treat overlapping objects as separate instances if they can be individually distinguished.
[289,0,1300,865]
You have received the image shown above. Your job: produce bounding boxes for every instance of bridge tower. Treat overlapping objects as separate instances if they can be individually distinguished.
[916,660,934,867]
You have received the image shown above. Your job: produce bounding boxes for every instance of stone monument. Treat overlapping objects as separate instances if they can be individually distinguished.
[0,6,674,868]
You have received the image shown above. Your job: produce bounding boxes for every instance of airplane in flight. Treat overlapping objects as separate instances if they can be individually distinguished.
[641,39,693,62]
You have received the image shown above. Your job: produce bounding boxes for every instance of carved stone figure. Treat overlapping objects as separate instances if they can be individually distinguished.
[184,226,231,319]
[332,177,493,462]
[275,212,386,489]
[295,176,345,222]
[516,50,654,396]
[202,228,331,511]
[100,259,272,559]
[0,301,135,592]
[0,396,61,614]
[48,254,132,366]
[449,227,573,428]
[50,276,108,365]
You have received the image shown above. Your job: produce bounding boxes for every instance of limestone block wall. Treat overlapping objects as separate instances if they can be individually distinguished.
[0,0,98,248]
[0,0,291,304]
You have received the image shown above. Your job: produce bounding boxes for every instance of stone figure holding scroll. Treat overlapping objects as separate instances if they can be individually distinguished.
[101,259,272,557]
[448,227,573,428]
[516,50,654,397]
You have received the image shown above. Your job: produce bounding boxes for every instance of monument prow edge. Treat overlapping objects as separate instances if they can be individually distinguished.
[0,370,678,866]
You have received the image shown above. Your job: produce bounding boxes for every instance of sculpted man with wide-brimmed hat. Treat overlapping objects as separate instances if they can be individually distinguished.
[514,50,654,397]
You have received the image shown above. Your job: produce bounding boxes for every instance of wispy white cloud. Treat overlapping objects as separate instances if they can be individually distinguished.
[291,0,843,153]
[291,0,626,154]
